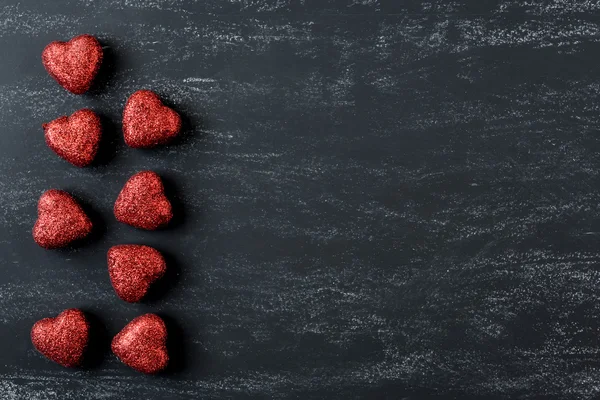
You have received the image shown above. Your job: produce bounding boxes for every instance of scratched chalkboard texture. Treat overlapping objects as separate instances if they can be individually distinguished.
[0,0,599,399]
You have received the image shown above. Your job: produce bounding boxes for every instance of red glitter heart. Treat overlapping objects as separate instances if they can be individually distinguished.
[33,190,92,249]
[112,313,169,374]
[42,34,103,95]
[108,245,167,303]
[114,171,173,230]
[43,109,102,167]
[31,309,89,368]
[122,90,182,148]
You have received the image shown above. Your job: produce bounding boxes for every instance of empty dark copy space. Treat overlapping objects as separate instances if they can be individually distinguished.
[0,0,599,399]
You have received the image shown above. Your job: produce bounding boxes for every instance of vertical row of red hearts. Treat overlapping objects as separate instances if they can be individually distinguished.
[31,34,183,374]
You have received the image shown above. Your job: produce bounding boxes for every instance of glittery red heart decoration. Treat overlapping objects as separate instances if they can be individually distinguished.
[112,313,169,374]
[31,309,89,368]
[108,245,167,303]
[122,90,182,148]
[33,190,93,249]
[43,109,102,167]
[42,34,103,95]
[114,171,173,230]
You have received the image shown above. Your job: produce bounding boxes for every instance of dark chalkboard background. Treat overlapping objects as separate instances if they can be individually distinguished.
[1,0,600,399]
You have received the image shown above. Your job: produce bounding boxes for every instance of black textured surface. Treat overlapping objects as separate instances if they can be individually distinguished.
[1,1,600,399]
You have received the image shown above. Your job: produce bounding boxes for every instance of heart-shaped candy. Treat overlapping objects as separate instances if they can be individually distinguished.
[42,34,103,95]
[33,190,93,249]
[114,171,173,230]
[122,90,181,148]
[43,109,102,167]
[112,313,169,374]
[108,245,167,302]
[31,309,89,367]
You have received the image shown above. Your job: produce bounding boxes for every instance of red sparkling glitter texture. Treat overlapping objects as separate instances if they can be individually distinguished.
[42,34,103,95]
[114,171,173,230]
[111,313,169,374]
[31,309,89,368]
[33,189,92,249]
[122,90,182,148]
[43,109,102,167]
[108,245,167,303]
